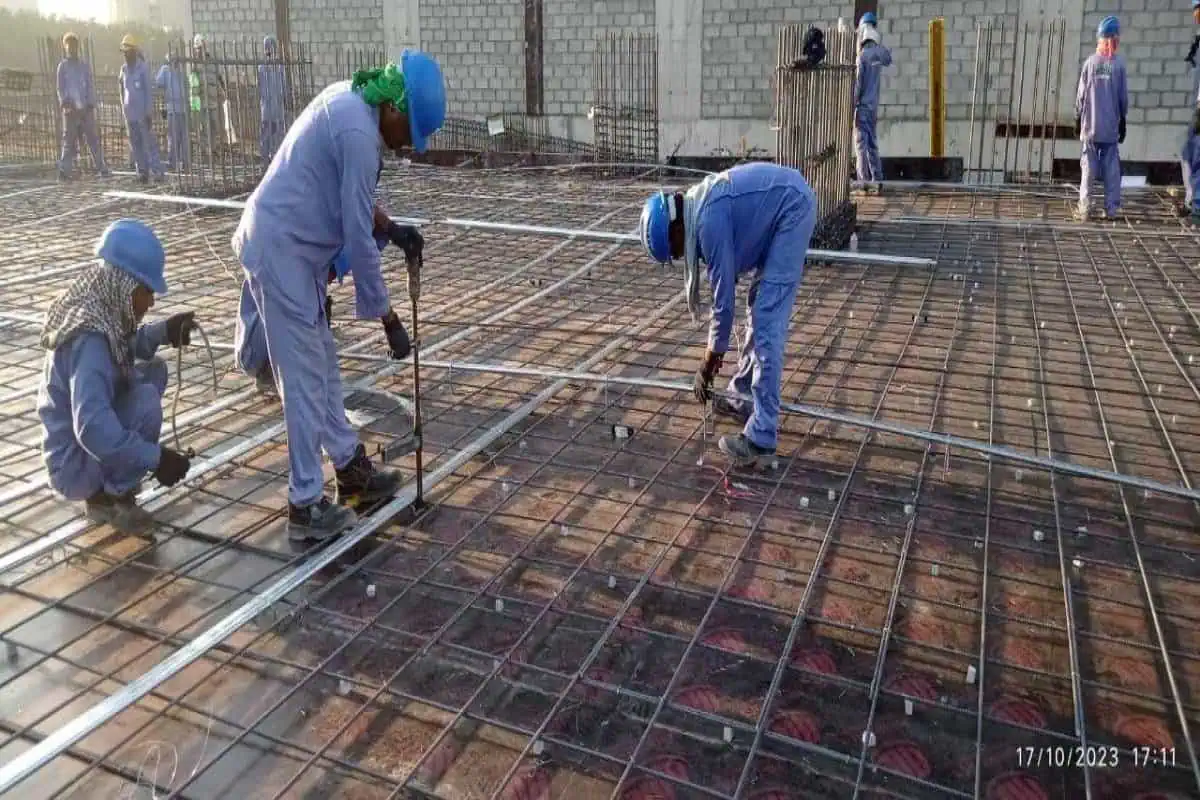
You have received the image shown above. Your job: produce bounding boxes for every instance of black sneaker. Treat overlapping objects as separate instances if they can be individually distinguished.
[85,490,155,537]
[287,496,357,543]
[718,434,777,469]
[713,396,751,425]
[335,443,402,510]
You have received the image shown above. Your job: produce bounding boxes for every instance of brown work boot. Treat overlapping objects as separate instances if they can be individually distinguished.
[335,444,402,510]
[85,490,155,538]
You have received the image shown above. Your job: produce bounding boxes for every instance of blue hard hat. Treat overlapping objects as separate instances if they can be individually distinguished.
[860,12,877,26]
[95,218,166,294]
[1097,15,1119,38]
[639,191,673,264]
[400,49,446,154]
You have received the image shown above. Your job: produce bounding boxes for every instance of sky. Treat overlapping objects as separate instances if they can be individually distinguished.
[37,0,110,24]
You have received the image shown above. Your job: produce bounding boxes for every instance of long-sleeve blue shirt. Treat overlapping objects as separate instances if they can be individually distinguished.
[120,59,153,121]
[258,63,287,122]
[695,162,815,353]
[855,43,893,119]
[156,62,188,114]
[57,57,96,110]
[1076,52,1128,144]
[37,321,167,491]
[231,81,389,320]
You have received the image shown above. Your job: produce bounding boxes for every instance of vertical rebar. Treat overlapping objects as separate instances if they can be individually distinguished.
[967,23,982,184]
[1025,20,1044,179]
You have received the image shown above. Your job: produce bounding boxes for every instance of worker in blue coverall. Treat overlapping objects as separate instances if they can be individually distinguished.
[259,36,288,164]
[156,53,190,171]
[1181,1,1200,216]
[638,162,817,468]
[37,219,196,536]
[57,32,111,180]
[1075,16,1128,221]
[857,12,877,40]
[119,35,164,183]
[855,25,892,183]
[230,53,445,542]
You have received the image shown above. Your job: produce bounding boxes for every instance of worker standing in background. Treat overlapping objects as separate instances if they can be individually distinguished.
[854,25,892,183]
[156,52,190,171]
[120,36,164,184]
[37,219,195,536]
[189,34,226,161]
[637,162,816,468]
[1075,16,1128,221]
[56,32,111,181]
[230,52,445,542]
[258,36,288,164]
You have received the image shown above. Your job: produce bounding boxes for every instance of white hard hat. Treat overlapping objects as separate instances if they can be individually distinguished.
[192,33,206,47]
[860,26,881,45]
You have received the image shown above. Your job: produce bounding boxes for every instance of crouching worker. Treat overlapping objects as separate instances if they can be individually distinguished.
[230,51,445,543]
[37,219,195,535]
[638,162,816,468]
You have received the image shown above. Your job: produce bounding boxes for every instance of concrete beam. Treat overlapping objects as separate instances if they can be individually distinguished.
[655,0,704,159]
[384,0,421,57]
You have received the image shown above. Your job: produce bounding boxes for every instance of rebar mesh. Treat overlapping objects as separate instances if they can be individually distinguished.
[591,32,659,169]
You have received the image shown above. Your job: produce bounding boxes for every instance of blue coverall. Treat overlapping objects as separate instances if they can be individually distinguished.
[697,162,816,452]
[156,61,190,169]
[231,81,390,508]
[855,43,892,182]
[57,57,109,176]
[1076,52,1128,217]
[37,322,169,501]
[258,61,288,164]
[120,58,163,178]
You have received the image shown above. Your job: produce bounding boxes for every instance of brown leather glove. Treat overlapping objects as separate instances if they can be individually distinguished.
[693,349,724,404]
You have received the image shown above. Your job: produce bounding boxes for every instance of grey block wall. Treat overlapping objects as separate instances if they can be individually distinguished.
[191,0,274,44]
[543,0,656,117]
[421,0,525,116]
[290,0,385,88]
[701,1,851,120]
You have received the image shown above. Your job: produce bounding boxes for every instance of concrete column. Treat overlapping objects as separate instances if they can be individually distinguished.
[384,0,421,56]
[655,0,703,157]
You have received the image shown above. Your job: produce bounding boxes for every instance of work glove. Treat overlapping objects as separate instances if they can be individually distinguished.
[382,310,411,360]
[165,311,196,348]
[693,349,724,405]
[1187,35,1199,67]
[1191,107,1200,137]
[154,447,191,487]
[387,221,424,267]
[1118,116,1126,145]
[1074,115,1081,139]
[324,294,333,328]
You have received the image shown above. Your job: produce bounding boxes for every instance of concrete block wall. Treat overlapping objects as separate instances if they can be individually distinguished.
[543,0,656,117]
[191,0,274,45]
[421,0,525,116]
[290,0,385,88]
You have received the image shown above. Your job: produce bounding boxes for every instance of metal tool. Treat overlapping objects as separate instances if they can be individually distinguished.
[407,251,424,508]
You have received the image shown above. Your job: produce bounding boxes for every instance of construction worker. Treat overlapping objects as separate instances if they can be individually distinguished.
[229,53,445,542]
[119,35,164,183]
[637,162,816,468]
[156,52,190,171]
[56,32,110,180]
[37,219,195,536]
[857,11,877,38]
[854,24,892,183]
[1181,0,1200,216]
[1075,16,1127,221]
[189,34,226,160]
[258,36,288,164]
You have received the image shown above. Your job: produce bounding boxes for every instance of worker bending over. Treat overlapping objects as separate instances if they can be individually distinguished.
[230,53,445,543]
[638,162,816,468]
[37,219,195,535]
[854,24,892,183]
[120,35,164,183]
[1075,16,1128,221]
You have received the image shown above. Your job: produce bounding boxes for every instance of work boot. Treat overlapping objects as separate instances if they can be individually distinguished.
[718,434,776,469]
[1072,205,1091,222]
[254,362,276,397]
[713,396,751,426]
[85,490,155,537]
[335,443,402,510]
[287,496,357,543]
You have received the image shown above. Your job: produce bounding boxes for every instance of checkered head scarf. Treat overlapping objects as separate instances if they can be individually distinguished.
[40,261,139,376]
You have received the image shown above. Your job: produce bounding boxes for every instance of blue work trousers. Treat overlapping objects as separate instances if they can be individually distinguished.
[126,116,163,178]
[726,212,816,451]
[854,112,883,182]
[1182,131,1200,214]
[54,358,167,500]
[166,112,189,170]
[242,272,359,506]
[234,279,270,376]
[59,108,108,175]
[260,119,285,165]
[1080,140,1121,217]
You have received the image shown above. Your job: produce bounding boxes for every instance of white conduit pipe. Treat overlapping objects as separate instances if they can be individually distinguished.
[104,190,937,269]
[0,286,687,797]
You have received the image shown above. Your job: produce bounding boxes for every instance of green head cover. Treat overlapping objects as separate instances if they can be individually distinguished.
[351,63,409,112]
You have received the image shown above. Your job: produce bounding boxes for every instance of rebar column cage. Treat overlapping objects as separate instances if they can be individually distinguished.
[591,31,659,169]
[774,23,856,250]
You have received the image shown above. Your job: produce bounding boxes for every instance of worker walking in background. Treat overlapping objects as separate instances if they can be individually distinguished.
[156,52,190,171]
[120,36,164,183]
[259,36,288,164]
[230,52,445,542]
[37,219,195,536]
[638,162,816,468]
[854,24,892,183]
[189,34,226,161]
[56,32,110,181]
[1075,15,1128,221]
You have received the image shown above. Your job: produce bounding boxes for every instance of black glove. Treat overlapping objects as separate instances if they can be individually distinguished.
[154,447,191,487]
[386,221,424,266]
[1074,115,1081,139]
[324,294,333,328]
[1118,116,1126,145]
[693,350,724,404]
[165,311,195,347]
[382,311,411,360]
[1191,107,1200,137]
[1187,35,1199,67]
